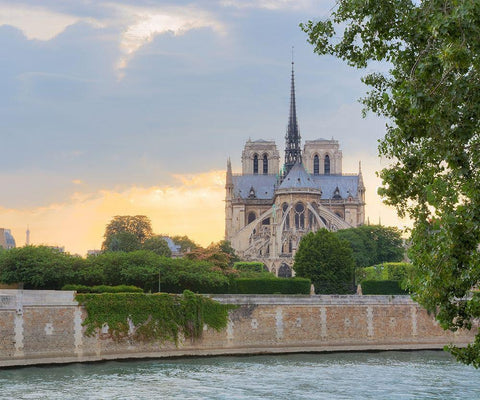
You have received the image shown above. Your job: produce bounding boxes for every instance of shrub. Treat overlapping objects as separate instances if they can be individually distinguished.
[356,262,413,285]
[361,280,408,295]
[62,284,143,293]
[233,262,267,273]
[230,277,311,294]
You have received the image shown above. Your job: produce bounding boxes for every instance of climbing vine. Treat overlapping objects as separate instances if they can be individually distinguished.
[76,290,235,343]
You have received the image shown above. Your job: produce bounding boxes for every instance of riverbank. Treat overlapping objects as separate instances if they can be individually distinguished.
[0,290,475,368]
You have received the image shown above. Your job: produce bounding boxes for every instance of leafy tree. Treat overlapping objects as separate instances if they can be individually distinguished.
[301,0,480,365]
[102,215,153,251]
[294,229,355,294]
[335,225,404,267]
[184,241,239,270]
[142,235,172,257]
[103,232,142,252]
[0,246,78,289]
[171,235,199,253]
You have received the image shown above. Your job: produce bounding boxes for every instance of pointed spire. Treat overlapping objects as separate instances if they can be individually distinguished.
[358,161,365,189]
[26,225,30,246]
[226,158,233,191]
[283,55,302,177]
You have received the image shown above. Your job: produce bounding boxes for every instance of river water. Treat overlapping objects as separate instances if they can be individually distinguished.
[0,351,478,399]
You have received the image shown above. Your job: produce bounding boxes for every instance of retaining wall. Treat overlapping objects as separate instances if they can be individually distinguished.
[0,290,474,367]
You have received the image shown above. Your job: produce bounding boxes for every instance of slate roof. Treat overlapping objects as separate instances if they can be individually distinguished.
[232,174,277,199]
[232,169,359,200]
[312,174,359,200]
[278,163,318,190]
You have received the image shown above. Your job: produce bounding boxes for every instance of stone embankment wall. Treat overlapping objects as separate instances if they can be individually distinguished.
[0,290,474,367]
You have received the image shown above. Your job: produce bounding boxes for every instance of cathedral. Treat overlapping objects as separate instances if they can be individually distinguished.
[225,63,366,277]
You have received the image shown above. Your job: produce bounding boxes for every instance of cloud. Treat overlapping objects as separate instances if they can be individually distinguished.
[0,4,101,41]
[111,4,226,77]
[0,3,224,78]
[220,0,314,10]
[0,170,226,255]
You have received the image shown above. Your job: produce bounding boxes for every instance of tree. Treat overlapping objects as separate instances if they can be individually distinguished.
[103,232,142,252]
[184,240,239,270]
[294,229,355,294]
[102,216,153,251]
[171,235,199,253]
[143,236,172,257]
[301,1,480,365]
[335,225,404,267]
[0,246,77,289]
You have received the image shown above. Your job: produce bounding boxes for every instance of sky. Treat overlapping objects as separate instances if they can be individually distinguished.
[0,0,409,255]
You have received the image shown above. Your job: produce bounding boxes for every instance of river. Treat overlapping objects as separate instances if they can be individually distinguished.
[0,351,478,399]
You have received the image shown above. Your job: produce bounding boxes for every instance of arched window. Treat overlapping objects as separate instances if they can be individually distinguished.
[278,263,292,278]
[253,154,258,174]
[294,202,305,229]
[324,154,330,175]
[263,154,268,174]
[313,154,319,175]
[247,212,256,224]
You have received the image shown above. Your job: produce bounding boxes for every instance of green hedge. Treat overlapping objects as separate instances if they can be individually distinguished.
[361,280,408,295]
[230,277,311,294]
[63,278,311,295]
[233,262,267,273]
[356,262,412,284]
[62,284,143,293]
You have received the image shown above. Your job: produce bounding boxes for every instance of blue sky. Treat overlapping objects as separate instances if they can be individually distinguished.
[0,0,406,254]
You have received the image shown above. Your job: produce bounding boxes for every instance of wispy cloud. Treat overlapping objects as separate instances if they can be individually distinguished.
[220,0,314,10]
[0,4,101,41]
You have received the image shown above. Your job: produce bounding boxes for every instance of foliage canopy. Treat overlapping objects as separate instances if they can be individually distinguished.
[302,0,480,365]
[334,225,404,267]
[294,229,355,294]
[102,215,153,251]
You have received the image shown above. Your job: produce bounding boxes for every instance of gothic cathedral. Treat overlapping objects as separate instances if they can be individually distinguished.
[225,63,366,277]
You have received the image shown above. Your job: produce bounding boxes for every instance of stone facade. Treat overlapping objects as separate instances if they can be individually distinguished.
[225,66,365,275]
[0,290,475,368]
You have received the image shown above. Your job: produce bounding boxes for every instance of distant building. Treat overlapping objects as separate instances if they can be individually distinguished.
[0,228,16,250]
[162,237,182,258]
[225,63,365,277]
[47,246,65,253]
[87,250,102,257]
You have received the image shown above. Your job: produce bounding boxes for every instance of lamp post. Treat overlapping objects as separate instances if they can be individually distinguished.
[158,271,161,293]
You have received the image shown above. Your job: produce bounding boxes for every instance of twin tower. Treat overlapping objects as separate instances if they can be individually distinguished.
[225,63,365,277]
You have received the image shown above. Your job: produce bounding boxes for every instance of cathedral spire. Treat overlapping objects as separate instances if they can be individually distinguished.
[283,57,302,177]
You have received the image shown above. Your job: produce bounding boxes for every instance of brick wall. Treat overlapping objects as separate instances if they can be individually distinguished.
[0,291,474,367]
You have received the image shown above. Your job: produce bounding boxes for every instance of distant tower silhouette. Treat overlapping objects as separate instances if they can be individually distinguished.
[26,226,30,246]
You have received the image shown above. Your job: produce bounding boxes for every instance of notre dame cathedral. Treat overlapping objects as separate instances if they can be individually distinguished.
[225,63,366,277]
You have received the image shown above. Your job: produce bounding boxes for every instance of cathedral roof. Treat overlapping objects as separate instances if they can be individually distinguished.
[312,174,359,200]
[232,169,360,201]
[278,162,318,191]
[232,174,277,199]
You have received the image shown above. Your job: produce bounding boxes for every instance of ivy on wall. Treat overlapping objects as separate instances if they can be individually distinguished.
[75,290,235,343]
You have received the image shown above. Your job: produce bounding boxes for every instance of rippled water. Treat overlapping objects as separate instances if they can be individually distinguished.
[0,351,478,399]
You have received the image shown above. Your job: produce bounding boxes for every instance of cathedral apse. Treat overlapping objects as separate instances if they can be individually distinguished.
[225,63,365,276]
